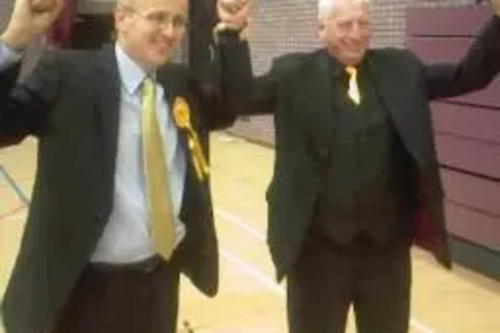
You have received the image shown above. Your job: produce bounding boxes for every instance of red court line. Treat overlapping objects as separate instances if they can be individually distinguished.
[0,205,26,221]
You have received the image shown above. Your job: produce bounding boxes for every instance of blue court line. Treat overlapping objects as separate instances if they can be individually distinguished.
[0,165,29,205]
[0,164,28,331]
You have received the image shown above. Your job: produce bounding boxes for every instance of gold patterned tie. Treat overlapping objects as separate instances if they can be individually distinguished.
[141,77,175,261]
[345,65,361,105]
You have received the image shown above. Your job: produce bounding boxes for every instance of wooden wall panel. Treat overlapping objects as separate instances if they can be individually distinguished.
[442,169,500,216]
[435,134,500,179]
[445,201,500,252]
[407,37,472,62]
[408,36,500,108]
[431,102,500,144]
[448,83,500,109]
[408,6,500,254]
[406,7,489,37]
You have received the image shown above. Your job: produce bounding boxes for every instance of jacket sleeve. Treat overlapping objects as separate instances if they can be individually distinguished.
[216,32,296,117]
[0,49,62,145]
[0,42,22,72]
[186,42,237,132]
[188,31,279,129]
[424,15,500,100]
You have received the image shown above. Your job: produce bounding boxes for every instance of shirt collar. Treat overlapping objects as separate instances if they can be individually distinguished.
[324,49,367,79]
[115,43,151,95]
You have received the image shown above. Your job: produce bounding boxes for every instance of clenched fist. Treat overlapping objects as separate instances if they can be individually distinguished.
[219,0,246,14]
[492,0,500,17]
[217,0,251,31]
[1,0,63,49]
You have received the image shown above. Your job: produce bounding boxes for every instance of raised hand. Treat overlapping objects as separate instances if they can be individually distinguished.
[217,0,251,31]
[492,0,500,17]
[1,0,63,49]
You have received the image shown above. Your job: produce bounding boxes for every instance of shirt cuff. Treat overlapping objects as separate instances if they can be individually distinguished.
[0,41,23,72]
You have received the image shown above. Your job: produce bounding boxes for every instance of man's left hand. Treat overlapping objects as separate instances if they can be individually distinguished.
[1,0,63,50]
[492,0,500,17]
[217,0,251,31]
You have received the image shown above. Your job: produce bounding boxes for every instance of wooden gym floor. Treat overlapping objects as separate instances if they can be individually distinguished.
[0,132,499,333]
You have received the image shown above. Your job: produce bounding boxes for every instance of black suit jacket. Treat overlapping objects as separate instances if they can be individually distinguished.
[0,45,235,333]
[219,16,500,281]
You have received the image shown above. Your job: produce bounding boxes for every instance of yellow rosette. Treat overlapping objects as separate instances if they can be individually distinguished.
[173,97,209,181]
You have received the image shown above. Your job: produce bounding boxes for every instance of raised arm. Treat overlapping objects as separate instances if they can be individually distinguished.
[214,0,279,116]
[0,0,63,145]
[425,3,500,100]
[217,33,279,116]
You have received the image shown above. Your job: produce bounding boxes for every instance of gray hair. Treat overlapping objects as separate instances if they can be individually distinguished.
[318,0,369,20]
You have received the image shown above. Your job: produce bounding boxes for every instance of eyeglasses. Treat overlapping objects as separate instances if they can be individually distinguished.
[122,5,188,31]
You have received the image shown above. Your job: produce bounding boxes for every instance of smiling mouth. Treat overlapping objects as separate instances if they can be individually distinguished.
[347,45,367,52]
[154,44,172,54]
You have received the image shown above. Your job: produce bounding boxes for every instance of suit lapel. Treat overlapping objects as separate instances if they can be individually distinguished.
[157,65,194,221]
[157,64,177,105]
[366,51,431,168]
[365,51,399,117]
[292,50,336,146]
[95,45,121,176]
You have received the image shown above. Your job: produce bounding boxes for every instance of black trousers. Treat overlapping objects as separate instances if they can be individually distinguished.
[52,255,181,333]
[287,235,411,333]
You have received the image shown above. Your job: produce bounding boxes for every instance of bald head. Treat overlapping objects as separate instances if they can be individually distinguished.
[113,0,187,71]
[116,0,140,9]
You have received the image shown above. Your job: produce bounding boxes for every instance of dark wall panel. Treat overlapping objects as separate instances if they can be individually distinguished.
[445,201,500,252]
[406,7,489,36]
[408,7,499,262]
[432,103,500,144]
[442,169,500,216]
[435,134,500,179]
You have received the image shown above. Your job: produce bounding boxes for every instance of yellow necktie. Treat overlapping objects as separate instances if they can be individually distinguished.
[141,77,175,261]
[345,66,361,105]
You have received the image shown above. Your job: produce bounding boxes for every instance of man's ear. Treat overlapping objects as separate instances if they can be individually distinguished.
[318,21,327,42]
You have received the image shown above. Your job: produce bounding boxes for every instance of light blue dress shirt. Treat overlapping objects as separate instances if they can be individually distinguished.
[91,44,187,263]
[0,41,22,72]
[0,40,185,263]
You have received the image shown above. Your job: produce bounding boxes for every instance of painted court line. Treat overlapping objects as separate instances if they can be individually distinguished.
[0,163,444,333]
[215,208,446,333]
[0,165,29,205]
[0,205,26,221]
[216,209,266,242]
[220,248,285,296]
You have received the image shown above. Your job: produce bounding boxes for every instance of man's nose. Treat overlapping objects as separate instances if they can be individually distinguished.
[160,22,176,37]
[348,23,363,39]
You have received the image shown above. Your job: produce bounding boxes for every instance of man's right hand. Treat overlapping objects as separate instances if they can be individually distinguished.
[0,0,63,50]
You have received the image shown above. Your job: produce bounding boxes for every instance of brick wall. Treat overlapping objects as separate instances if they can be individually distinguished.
[228,0,477,145]
[0,0,13,31]
[0,0,479,146]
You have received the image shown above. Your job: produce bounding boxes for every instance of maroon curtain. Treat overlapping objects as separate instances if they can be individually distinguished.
[46,0,76,48]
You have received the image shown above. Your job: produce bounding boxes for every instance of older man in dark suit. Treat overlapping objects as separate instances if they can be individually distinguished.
[217,0,500,332]
[0,0,248,332]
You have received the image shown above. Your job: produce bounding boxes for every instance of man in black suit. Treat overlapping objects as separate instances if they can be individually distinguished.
[218,0,500,332]
[0,0,248,332]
